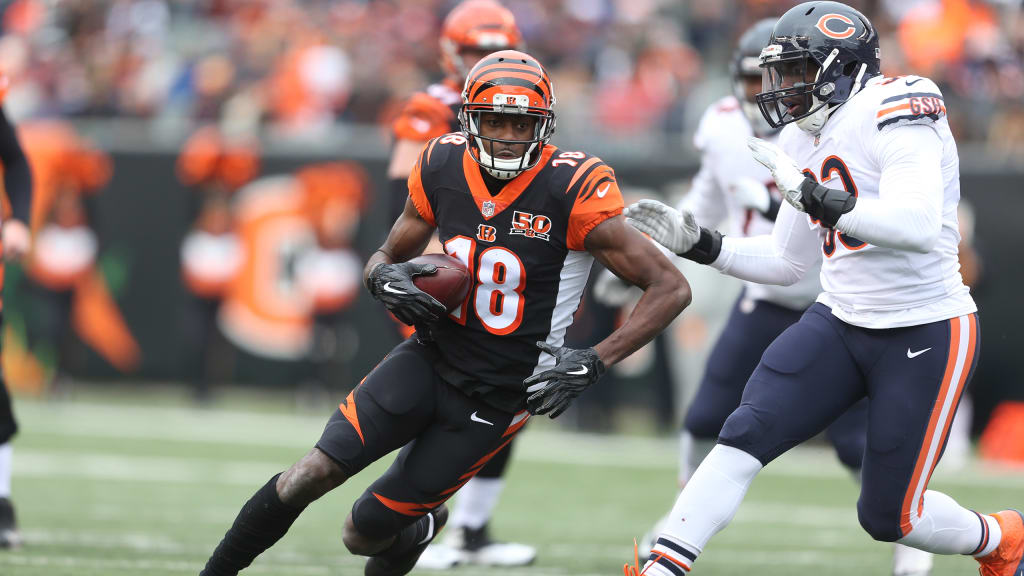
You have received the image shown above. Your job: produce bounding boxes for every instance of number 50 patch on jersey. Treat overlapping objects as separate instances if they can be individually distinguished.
[510,211,552,241]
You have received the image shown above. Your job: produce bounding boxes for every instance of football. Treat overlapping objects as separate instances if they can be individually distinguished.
[410,253,472,312]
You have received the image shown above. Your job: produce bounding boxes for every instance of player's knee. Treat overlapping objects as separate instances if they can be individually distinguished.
[342,512,390,556]
[276,448,348,507]
[349,491,405,542]
[717,405,770,462]
[684,408,727,440]
[856,498,900,542]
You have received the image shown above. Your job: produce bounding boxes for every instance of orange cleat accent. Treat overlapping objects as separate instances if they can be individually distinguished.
[977,510,1024,576]
[623,538,690,576]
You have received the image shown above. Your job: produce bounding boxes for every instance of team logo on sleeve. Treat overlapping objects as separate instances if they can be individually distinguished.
[477,224,497,242]
[510,211,552,241]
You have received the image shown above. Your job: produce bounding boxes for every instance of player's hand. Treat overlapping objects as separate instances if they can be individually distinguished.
[524,342,605,418]
[623,199,700,255]
[2,219,30,262]
[728,178,771,213]
[367,262,447,326]
[746,137,807,212]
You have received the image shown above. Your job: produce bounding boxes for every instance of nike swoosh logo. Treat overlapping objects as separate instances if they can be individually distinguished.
[596,184,610,198]
[567,366,588,376]
[905,78,923,86]
[907,347,931,359]
[470,411,493,426]
[382,282,407,295]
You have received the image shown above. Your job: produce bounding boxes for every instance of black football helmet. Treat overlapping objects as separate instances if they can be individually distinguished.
[755,1,880,134]
[731,18,778,135]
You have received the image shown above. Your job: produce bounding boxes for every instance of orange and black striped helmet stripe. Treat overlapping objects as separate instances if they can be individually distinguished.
[465,51,552,105]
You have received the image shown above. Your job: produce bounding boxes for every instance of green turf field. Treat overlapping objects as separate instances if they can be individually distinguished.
[1,391,1021,575]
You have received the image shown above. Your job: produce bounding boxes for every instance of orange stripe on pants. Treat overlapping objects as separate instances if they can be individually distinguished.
[900,314,977,535]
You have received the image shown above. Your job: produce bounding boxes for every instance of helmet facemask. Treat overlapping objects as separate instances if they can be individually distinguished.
[756,45,870,134]
[732,55,776,135]
[460,94,556,180]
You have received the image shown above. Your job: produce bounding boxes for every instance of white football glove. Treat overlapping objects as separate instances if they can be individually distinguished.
[728,178,771,213]
[747,137,807,212]
[623,199,700,255]
[592,268,640,308]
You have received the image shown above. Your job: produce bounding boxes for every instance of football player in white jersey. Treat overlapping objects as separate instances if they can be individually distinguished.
[624,3,1022,576]
[615,17,930,575]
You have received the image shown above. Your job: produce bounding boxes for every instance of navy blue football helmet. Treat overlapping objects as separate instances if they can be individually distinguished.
[755,1,880,133]
[731,18,778,135]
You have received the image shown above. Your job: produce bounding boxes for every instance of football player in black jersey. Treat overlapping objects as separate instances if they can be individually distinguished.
[199,50,692,576]
[387,3,538,566]
[0,84,34,549]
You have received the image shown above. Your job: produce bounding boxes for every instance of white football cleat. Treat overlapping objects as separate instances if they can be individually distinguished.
[415,543,462,570]
[433,524,537,567]
[892,542,933,576]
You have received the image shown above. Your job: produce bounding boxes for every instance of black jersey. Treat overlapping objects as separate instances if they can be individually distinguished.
[408,135,624,412]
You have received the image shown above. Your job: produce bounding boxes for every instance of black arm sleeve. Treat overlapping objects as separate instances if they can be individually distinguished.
[0,106,31,223]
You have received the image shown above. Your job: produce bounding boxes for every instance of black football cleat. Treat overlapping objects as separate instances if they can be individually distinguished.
[365,505,448,576]
[0,497,21,549]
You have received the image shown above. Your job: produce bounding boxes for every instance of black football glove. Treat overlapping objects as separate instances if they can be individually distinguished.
[367,262,447,326]
[524,342,606,418]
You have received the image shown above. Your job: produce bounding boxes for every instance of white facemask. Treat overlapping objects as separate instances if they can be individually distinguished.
[469,114,541,180]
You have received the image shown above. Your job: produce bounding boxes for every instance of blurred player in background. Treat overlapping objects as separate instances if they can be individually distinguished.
[387,0,537,568]
[178,125,257,401]
[19,123,137,384]
[0,77,33,548]
[200,49,690,576]
[626,3,1020,575]
[603,18,932,575]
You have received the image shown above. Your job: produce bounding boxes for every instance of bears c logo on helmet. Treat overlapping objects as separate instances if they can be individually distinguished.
[815,14,856,39]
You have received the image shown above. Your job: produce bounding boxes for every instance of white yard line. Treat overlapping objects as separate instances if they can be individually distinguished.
[14,399,1024,488]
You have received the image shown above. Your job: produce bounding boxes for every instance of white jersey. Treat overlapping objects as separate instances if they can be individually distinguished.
[683,95,821,310]
[777,74,976,328]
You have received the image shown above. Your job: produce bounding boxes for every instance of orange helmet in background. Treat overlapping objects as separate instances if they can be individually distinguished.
[440,0,522,82]
[459,50,555,179]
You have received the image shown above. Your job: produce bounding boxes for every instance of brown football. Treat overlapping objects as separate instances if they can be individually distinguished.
[410,253,472,312]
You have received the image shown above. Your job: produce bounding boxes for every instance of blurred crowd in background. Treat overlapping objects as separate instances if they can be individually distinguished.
[0,0,1021,447]
[0,0,1020,150]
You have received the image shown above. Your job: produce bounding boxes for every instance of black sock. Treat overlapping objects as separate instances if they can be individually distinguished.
[200,473,305,576]
[374,512,436,560]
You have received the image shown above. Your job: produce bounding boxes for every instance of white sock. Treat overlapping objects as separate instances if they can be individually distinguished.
[897,490,1000,556]
[449,477,504,530]
[972,514,1002,557]
[0,443,11,498]
[678,430,717,487]
[645,444,763,575]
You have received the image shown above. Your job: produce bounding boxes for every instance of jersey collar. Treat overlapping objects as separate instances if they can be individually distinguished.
[462,145,556,220]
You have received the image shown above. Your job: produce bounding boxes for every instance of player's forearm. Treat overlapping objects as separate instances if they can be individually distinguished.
[835,196,940,253]
[594,276,690,366]
[712,236,806,285]
[711,203,818,285]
